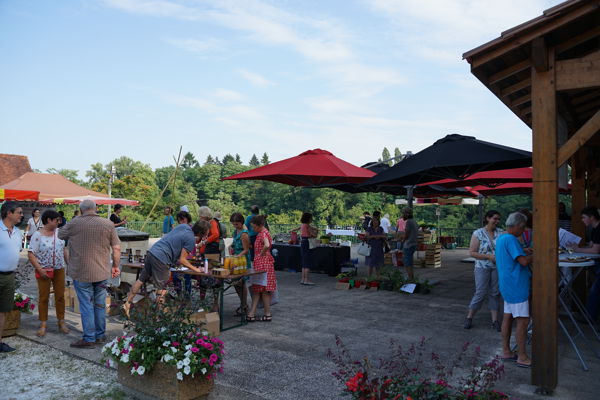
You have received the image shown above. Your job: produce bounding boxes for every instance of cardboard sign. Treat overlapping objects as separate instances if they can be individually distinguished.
[400,283,417,294]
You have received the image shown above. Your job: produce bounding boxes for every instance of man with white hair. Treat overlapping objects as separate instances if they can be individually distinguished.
[380,213,391,234]
[495,211,533,368]
[58,200,121,348]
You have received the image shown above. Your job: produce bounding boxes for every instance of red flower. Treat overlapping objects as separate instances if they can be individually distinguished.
[345,371,364,392]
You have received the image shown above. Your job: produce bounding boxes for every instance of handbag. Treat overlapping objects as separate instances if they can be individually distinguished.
[308,238,320,249]
[384,240,391,253]
[357,242,371,257]
[35,233,56,279]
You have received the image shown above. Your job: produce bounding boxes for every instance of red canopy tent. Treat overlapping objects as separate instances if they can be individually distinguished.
[222,149,375,186]
[469,182,570,196]
[0,188,40,201]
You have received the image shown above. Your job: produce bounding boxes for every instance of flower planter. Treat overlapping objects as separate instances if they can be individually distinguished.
[118,363,214,400]
[368,282,380,289]
[2,310,20,338]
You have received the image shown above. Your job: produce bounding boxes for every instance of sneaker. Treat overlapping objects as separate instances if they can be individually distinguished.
[70,339,95,348]
[463,317,473,329]
[492,320,501,332]
[0,342,16,352]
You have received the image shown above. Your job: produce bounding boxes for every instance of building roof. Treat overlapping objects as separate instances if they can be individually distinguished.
[0,172,108,200]
[0,154,33,185]
[463,0,600,132]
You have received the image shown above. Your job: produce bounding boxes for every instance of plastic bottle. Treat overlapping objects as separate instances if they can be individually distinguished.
[204,258,209,273]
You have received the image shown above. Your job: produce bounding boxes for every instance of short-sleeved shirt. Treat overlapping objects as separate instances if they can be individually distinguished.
[496,233,530,304]
[403,219,419,248]
[27,217,43,236]
[245,214,258,239]
[472,227,504,269]
[396,218,406,232]
[300,223,315,238]
[109,213,122,225]
[380,218,391,233]
[163,215,175,234]
[29,230,66,269]
[58,213,120,282]
[149,224,196,265]
[0,221,23,272]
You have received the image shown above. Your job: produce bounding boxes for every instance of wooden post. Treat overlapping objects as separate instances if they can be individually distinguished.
[571,148,587,304]
[531,44,558,391]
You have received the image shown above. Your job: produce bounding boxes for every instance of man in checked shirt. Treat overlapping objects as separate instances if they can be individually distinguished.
[59,199,121,348]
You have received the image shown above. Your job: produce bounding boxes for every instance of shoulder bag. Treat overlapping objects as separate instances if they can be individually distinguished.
[35,233,56,279]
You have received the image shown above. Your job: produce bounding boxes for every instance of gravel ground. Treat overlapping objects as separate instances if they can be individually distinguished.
[0,337,125,400]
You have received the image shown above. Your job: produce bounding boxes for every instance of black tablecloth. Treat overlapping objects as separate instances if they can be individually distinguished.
[272,243,350,276]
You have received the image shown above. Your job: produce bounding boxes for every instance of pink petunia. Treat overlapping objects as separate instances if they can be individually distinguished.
[195,339,204,345]
[209,353,218,362]
[191,347,200,353]
[172,342,180,347]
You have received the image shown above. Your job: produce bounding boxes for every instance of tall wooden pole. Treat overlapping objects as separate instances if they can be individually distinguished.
[531,42,558,391]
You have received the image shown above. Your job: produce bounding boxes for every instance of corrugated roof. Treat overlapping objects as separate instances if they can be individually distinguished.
[0,154,32,185]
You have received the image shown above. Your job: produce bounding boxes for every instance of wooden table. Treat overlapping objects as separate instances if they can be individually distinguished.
[122,263,265,331]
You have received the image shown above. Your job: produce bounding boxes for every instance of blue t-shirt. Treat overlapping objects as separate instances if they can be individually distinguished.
[163,215,175,234]
[149,224,195,265]
[496,233,530,304]
[245,214,258,238]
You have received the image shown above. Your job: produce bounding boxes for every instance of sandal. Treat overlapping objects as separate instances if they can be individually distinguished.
[36,324,47,337]
[234,306,248,317]
[122,302,131,318]
[58,320,70,334]
[261,314,272,322]
[246,315,256,322]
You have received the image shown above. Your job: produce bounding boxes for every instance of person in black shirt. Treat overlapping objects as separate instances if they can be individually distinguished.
[109,204,127,227]
[575,206,600,321]
[58,211,67,228]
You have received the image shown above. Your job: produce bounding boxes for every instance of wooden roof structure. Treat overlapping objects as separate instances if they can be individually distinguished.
[464,0,600,393]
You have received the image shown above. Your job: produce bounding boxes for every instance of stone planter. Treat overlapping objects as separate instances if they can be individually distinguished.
[118,363,214,400]
[2,310,20,338]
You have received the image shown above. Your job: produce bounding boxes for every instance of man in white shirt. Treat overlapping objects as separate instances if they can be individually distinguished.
[380,214,391,234]
[0,202,24,352]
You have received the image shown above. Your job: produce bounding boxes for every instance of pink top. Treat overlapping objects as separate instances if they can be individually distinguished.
[300,223,311,238]
[396,218,406,232]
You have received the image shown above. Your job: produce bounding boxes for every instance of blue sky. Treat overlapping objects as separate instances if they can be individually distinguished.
[0,0,562,177]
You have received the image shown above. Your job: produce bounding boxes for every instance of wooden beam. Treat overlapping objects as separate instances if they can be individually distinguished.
[571,90,600,105]
[501,78,531,97]
[555,25,600,55]
[488,60,531,85]
[521,106,532,116]
[511,93,531,107]
[531,44,558,391]
[532,37,549,72]
[575,99,600,113]
[570,148,588,306]
[556,49,600,91]
[466,2,599,68]
[558,109,600,166]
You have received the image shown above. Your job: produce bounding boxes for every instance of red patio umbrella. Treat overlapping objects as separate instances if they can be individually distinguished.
[469,182,570,196]
[420,167,532,188]
[222,149,375,186]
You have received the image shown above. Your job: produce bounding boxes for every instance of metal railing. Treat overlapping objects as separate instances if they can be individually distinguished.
[126,221,162,237]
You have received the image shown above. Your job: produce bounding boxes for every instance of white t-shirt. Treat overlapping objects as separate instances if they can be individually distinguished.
[380,217,391,233]
[28,230,66,269]
[0,222,22,272]
[27,217,43,236]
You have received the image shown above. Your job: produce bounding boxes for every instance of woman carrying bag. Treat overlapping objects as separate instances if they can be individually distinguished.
[28,210,69,337]
[292,212,318,285]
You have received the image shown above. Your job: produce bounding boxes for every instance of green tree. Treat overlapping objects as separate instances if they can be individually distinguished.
[382,147,391,166]
[249,154,260,167]
[205,155,215,165]
[235,154,242,163]
[222,154,235,164]
[182,152,199,169]
[46,168,85,186]
[261,153,270,165]
[394,147,402,164]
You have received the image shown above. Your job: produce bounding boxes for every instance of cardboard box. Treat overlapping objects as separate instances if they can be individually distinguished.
[335,282,350,290]
[190,311,220,336]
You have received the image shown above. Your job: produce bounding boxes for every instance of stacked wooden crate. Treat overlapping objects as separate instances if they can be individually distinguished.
[425,243,442,268]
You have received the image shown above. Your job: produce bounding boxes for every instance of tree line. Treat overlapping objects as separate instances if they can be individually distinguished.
[45,148,550,230]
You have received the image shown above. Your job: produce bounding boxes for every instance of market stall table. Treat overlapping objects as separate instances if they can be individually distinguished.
[271,243,350,276]
[558,253,600,371]
[122,263,265,331]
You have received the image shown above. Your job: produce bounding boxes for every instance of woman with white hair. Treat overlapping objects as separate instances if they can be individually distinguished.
[199,206,221,260]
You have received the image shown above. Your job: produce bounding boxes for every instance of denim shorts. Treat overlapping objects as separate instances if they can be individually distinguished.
[403,246,416,267]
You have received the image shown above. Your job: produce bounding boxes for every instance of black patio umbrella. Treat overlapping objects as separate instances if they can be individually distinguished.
[361,134,532,187]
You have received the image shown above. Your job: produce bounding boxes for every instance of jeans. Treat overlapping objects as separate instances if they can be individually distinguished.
[468,267,500,312]
[73,279,108,343]
[586,263,600,321]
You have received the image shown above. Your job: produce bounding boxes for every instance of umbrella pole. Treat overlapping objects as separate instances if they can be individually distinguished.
[478,195,484,226]
[406,186,414,207]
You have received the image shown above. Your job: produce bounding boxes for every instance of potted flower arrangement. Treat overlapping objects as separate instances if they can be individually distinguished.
[102,299,223,400]
[3,292,36,338]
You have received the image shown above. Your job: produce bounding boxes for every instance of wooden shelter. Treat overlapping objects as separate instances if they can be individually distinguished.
[463,0,600,392]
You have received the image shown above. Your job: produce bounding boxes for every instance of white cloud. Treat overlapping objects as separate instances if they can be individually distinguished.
[214,88,244,101]
[236,69,274,87]
[164,93,265,123]
[163,38,224,54]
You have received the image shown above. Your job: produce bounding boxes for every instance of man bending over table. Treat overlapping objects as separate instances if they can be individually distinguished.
[495,212,533,368]
[123,220,210,316]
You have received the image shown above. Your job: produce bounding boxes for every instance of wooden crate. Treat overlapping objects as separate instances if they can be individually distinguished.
[425,244,442,268]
